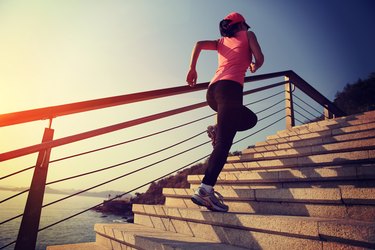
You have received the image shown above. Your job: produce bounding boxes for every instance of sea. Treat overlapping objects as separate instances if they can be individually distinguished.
[0,190,127,250]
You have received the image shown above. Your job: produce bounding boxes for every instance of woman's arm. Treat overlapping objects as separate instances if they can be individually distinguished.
[247,31,264,73]
[186,40,217,86]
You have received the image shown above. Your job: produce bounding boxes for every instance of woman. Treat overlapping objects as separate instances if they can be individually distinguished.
[186,12,264,212]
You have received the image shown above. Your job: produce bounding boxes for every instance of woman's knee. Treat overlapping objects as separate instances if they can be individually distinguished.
[237,107,258,131]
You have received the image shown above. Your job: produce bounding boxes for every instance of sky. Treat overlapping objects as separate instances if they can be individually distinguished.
[1,0,375,195]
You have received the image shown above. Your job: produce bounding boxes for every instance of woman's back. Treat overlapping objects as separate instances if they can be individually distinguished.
[211,30,251,85]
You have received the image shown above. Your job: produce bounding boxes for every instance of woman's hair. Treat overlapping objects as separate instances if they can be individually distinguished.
[219,19,242,38]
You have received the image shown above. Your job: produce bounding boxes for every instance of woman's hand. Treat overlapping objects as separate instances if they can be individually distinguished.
[186,68,197,87]
[248,31,264,73]
[249,62,257,73]
[186,40,217,87]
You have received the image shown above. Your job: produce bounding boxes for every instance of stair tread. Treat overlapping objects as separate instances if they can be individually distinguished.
[247,129,375,155]
[225,149,375,170]
[188,164,375,184]
[163,188,375,221]
[94,223,247,250]
[243,136,375,159]
[133,204,375,245]
[47,242,106,250]
[163,187,375,204]
[267,111,375,140]
[268,120,375,141]
[229,146,375,162]
[259,126,375,149]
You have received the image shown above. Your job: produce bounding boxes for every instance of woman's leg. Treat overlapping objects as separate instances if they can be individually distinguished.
[236,106,258,131]
[203,81,243,186]
[192,80,258,212]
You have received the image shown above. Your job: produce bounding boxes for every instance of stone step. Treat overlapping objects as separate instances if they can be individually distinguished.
[241,137,375,161]
[94,223,247,250]
[272,113,375,137]
[221,162,375,190]
[132,204,375,249]
[190,164,375,189]
[278,111,375,133]
[189,181,375,190]
[268,110,375,141]
[224,161,374,174]
[225,148,375,171]
[47,242,107,250]
[271,119,375,141]
[245,129,375,155]
[163,187,375,221]
[257,121,375,147]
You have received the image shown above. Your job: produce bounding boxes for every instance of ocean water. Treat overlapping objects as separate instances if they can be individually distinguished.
[0,190,127,250]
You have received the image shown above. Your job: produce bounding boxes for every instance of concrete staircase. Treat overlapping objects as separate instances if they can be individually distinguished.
[48,110,375,250]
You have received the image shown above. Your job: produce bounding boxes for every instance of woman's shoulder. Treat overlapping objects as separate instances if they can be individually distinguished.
[247,30,255,37]
[247,30,258,40]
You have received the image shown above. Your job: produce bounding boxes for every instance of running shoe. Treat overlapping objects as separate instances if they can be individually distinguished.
[191,187,229,212]
[206,125,217,147]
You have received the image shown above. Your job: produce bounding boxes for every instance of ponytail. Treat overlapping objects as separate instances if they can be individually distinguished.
[219,19,241,38]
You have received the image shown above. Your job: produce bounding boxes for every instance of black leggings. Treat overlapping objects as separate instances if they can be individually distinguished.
[202,80,257,186]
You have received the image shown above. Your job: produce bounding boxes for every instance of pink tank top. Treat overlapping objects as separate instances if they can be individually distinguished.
[210,30,251,86]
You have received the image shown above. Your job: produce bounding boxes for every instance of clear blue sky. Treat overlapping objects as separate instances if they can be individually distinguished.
[1,0,375,192]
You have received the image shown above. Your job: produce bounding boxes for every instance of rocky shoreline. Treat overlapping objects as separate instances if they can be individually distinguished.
[93,199,134,223]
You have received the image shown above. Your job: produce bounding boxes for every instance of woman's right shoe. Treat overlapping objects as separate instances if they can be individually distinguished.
[191,187,229,212]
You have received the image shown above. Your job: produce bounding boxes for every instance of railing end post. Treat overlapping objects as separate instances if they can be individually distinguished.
[284,76,295,129]
[324,105,334,120]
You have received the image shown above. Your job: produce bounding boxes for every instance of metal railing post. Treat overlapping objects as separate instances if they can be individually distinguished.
[284,76,295,129]
[15,127,54,250]
[324,105,334,120]
[286,71,346,118]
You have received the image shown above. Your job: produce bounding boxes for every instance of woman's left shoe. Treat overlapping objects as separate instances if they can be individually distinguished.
[191,187,229,212]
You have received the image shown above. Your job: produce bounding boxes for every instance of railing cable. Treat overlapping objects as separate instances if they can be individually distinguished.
[43,109,285,209]
[0,101,284,228]
[0,139,211,227]
[295,117,306,125]
[0,90,283,184]
[293,94,322,115]
[37,153,211,232]
[0,166,35,181]
[245,90,284,107]
[0,112,287,249]
[256,99,285,114]
[0,130,207,205]
[0,97,283,205]
[257,108,285,121]
[48,113,215,164]
[42,139,209,209]
[234,115,286,145]
[294,101,320,120]
[0,113,215,181]
[38,114,287,234]
[0,189,29,205]
[0,213,23,228]
[46,130,206,186]
[294,109,315,123]
[46,98,285,187]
